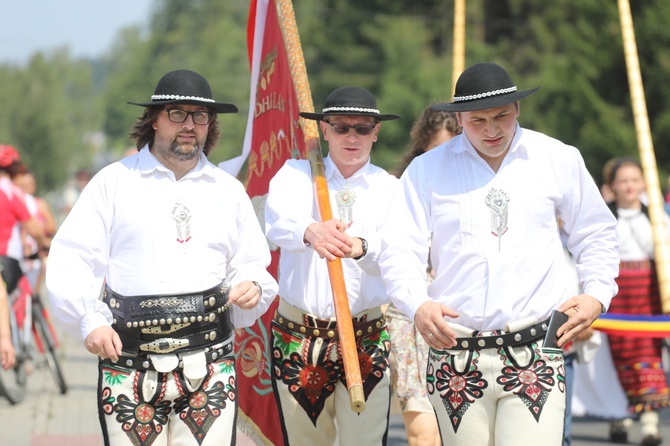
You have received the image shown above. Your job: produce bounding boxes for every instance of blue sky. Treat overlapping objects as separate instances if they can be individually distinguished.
[0,1,154,64]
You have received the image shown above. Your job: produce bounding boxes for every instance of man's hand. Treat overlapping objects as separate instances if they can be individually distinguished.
[414,301,460,349]
[304,219,354,261]
[229,280,262,310]
[85,326,123,362]
[556,294,603,348]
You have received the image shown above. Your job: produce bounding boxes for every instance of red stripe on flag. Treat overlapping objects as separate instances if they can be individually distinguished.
[247,0,258,67]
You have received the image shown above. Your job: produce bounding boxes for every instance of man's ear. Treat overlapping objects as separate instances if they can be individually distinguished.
[319,120,329,141]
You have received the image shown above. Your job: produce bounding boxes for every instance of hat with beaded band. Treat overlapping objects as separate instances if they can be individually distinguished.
[128,69,238,114]
[299,86,401,121]
[432,62,539,113]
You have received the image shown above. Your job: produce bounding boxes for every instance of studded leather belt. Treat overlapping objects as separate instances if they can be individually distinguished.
[103,282,233,355]
[449,318,550,350]
[99,338,234,371]
[103,283,230,327]
[116,324,232,355]
[273,312,386,340]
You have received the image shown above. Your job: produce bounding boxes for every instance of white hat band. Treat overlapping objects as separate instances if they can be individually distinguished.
[453,86,517,102]
[322,106,380,114]
[151,94,215,103]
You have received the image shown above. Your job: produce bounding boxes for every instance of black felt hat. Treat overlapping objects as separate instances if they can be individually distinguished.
[299,86,401,121]
[432,63,539,112]
[128,69,238,114]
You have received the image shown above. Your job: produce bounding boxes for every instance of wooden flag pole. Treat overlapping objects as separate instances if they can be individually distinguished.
[451,0,466,94]
[618,0,670,313]
[275,0,366,412]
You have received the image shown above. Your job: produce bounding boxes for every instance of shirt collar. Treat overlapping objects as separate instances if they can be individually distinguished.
[136,145,217,180]
[324,155,372,184]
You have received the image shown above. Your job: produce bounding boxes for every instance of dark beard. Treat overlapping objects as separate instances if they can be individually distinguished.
[156,138,203,162]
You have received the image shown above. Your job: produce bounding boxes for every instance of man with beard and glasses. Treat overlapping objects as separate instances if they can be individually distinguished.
[46,69,278,446]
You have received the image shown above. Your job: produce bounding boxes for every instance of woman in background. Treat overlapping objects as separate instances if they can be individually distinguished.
[606,157,670,446]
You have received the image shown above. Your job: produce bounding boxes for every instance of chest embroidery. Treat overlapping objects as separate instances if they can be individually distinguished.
[485,188,510,250]
[336,182,356,228]
[172,200,192,244]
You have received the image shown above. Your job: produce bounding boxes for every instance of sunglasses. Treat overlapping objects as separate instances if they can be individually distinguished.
[324,121,377,136]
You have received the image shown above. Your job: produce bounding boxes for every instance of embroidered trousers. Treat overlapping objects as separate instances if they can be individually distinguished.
[97,356,237,446]
[427,323,567,446]
[271,300,392,446]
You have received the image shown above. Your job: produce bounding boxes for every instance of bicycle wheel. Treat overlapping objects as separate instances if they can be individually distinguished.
[0,306,27,404]
[32,304,67,394]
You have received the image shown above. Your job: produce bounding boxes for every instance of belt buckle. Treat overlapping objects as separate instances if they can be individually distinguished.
[139,337,190,353]
[141,322,192,335]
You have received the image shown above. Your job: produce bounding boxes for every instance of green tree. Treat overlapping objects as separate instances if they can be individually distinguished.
[0,50,99,193]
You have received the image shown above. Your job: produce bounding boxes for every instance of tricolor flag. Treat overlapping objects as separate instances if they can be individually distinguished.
[219,0,305,443]
[592,313,670,338]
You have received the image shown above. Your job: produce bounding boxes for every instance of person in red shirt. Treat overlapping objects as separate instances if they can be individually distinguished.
[0,145,49,290]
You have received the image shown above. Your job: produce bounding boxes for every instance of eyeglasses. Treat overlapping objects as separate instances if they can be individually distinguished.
[162,108,213,125]
[324,121,377,136]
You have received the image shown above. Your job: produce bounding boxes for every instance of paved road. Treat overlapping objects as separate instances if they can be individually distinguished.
[1,320,668,445]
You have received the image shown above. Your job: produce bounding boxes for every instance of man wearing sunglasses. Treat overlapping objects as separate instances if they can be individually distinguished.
[264,86,401,445]
[46,69,278,446]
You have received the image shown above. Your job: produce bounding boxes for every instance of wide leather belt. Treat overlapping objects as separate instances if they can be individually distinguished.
[449,318,550,350]
[113,310,231,340]
[273,311,386,340]
[117,325,232,355]
[104,282,233,355]
[100,339,234,371]
[103,283,230,328]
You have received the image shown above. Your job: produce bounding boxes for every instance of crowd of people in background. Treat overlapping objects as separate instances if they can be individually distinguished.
[1,62,670,446]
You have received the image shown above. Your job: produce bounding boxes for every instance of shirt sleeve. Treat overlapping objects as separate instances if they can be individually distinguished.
[45,172,114,340]
[265,160,317,252]
[379,161,432,320]
[558,147,619,310]
[9,187,32,222]
[225,182,278,328]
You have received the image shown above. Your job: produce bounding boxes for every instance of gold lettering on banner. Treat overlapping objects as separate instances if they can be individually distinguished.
[255,92,286,117]
[249,129,292,178]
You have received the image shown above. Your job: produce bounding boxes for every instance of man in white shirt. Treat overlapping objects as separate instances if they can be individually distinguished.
[46,69,278,446]
[264,86,400,445]
[379,63,619,446]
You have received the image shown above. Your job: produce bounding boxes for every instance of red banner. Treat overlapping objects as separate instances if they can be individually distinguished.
[232,0,305,444]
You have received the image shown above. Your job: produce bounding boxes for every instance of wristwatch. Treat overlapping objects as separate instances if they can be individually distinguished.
[353,237,368,260]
